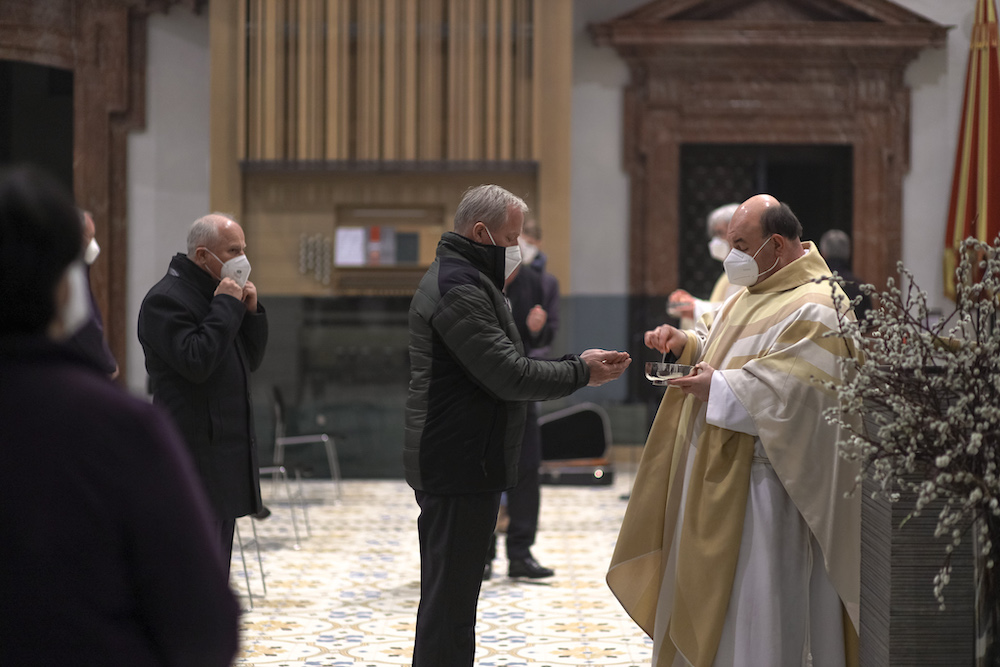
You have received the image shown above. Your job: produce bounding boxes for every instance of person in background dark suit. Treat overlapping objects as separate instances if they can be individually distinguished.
[819,228,872,321]
[484,214,562,580]
[138,212,268,567]
[65,209,118,378]
[0,165,239,667]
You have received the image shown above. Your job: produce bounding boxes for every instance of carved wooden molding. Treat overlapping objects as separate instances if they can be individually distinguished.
[590,0,947,295]
[0,0,194,380]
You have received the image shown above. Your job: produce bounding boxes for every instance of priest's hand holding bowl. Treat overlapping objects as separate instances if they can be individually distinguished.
[668,361,714,402]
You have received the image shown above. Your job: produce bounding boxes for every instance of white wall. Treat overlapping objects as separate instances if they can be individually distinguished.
[126,10,211,394]
[897,0,969,313]
[570,0,646,296]
[569,0,971,313]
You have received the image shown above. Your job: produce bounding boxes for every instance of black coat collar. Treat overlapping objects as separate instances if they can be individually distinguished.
[438,232,506,289]
[167,253,219,297]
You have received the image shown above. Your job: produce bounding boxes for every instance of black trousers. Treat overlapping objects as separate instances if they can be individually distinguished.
[490,402,541,562]
[412,489,501,667]
[215,517,236,574]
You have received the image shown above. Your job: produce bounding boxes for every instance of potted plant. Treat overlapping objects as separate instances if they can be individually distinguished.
[821,237,999,666]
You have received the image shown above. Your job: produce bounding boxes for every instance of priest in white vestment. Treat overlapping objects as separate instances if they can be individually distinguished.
[608,194,862,667]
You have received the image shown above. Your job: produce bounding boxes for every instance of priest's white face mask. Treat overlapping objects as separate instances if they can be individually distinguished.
[723,235,778,286]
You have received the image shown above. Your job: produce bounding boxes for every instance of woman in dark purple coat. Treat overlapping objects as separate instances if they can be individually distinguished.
[0,166,239,667]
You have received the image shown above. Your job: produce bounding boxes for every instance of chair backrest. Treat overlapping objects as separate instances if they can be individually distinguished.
[537,402,612,461]
[272,386,287,440]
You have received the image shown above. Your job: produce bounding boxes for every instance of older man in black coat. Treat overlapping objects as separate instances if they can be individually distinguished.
[138,213,268,564]
[0,166,239,667]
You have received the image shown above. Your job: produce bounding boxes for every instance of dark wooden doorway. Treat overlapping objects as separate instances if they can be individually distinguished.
[678,143,854,299]
[0,60,74,192]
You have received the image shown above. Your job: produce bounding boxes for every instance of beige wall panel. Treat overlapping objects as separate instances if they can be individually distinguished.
[210,0,244,219]
[262,0,286,160]
[533,0,572,289]
[325,0,350,159]
[383,0,399,160]
[235,0,248,161]
[514,0,531,160]
[465,0,481,160]
[356,1,370,159]
[447,0,462,158]
[248,0,264,160]
[499,0,513,160]
[485,0,498,160]
[296,0,320,160]
[244,171,537,295]
[418,0,443,160]
[286,0,299,159]
[248,208,336,296]
[358,1,371,159]
[402,1,418,160]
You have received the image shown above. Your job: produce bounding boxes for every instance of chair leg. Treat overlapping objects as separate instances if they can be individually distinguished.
[272,444,285,497]
[324,439,342,499]
[277,466,301,549]
[249,517,266,597]
[295,468,311,537]
[234,521,254,610]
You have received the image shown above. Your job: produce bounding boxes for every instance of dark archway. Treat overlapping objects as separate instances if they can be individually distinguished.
[0,0,205,380]
[0,60,74,191]
[678,143,854,299]
[590,0,947,297]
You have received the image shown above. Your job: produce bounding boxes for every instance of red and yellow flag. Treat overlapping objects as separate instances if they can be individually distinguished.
[944,0,1000,299]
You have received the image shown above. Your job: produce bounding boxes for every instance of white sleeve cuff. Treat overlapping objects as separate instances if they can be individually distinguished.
[706,370,758,436]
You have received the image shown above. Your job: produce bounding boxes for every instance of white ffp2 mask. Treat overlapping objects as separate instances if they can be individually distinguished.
[723,236,778,286]
[207,249,252,288]
[84,238,100,265]
[485,228,522,281]
[51,261,91,341]
[708,237,730,263]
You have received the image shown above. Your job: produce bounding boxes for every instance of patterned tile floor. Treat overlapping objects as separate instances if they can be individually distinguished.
[231,474,652,666]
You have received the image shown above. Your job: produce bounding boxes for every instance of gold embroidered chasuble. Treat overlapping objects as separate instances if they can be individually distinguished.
[607,243,861,666]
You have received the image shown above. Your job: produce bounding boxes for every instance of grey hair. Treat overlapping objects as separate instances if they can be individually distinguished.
[453,185,528,234]
[187,212,237,256]
[819,229,851,262]
[705,202,740,237]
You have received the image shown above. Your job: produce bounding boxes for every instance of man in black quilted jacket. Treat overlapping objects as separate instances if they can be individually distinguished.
[405,184,630,667]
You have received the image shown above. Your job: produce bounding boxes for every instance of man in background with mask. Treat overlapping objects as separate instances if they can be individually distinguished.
[667,202,742,327]
[66,209,118,378]
[138,212,268,567]
[483,213,562,580]
[406,184,631,667]
[612,194,861,666]
[0,166,239,666]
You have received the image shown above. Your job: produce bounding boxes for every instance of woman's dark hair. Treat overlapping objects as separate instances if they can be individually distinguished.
[0,166,81,335]
[760,202,803,240]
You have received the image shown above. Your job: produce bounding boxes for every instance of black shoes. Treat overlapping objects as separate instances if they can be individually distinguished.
[507,556,554,579]
[252,505,271,520]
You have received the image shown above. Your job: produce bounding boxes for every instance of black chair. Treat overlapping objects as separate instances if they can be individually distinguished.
[537,402,614,486]
[272,386,342,499]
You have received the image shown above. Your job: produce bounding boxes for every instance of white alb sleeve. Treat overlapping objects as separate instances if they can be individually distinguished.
[706,370,759,436]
